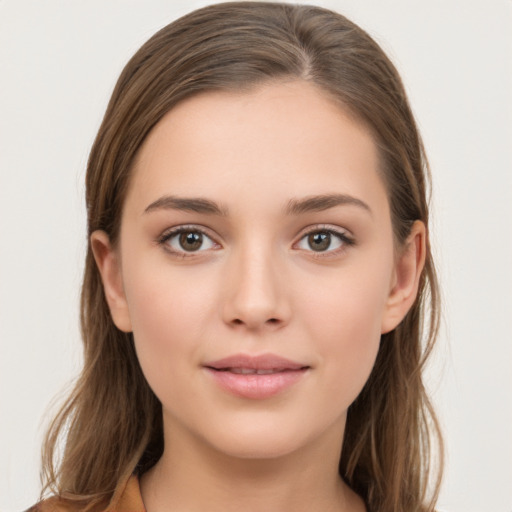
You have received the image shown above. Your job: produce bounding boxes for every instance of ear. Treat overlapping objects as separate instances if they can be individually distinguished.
[381,221,426,334]
[90,230,133,333]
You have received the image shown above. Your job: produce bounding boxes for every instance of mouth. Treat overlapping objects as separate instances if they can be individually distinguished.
[213,367,304,375]
[203,354,310,399]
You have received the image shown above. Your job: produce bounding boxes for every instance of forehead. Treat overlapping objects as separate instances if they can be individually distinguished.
[126,80,387,216]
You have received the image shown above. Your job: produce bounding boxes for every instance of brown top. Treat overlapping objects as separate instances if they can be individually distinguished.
[28,476,145,512]
[110,476,145,512]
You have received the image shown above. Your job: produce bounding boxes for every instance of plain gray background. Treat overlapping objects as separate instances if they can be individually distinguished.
[1,1,511,511]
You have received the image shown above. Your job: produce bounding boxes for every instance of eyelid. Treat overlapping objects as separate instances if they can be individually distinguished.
[157,224,222,256]
[293,224,355,255]
[155,223,354,258]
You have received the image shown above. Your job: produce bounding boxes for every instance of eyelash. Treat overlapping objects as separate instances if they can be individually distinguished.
[156,224,355,258]
[294,225,355,257]
[157,225,220,258]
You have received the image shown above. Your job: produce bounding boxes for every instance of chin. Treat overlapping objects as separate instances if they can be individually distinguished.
[210,435,309,461]
[195,411,345,462]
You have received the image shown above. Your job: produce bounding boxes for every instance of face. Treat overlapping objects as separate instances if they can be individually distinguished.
[93,81,424,461]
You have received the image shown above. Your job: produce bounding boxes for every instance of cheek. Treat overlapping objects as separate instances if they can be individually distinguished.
[298,258,393,400]
[121,261,219,390]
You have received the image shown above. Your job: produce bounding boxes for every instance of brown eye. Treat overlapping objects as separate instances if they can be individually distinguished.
[295,228,350,254]
[179,231,203,251]
[307,232,331,252]
[161,228,217,254]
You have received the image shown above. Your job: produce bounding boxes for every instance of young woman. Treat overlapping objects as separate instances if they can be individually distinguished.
[34,2,443,511]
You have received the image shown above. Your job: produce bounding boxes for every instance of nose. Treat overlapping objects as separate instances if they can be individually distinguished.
[222,244,291,331]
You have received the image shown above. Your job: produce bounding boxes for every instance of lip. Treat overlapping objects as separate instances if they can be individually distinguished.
[203,353,310,399]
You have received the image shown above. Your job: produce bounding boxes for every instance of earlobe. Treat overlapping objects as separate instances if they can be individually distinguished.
[90,230,133,333]
[381,221,426,334]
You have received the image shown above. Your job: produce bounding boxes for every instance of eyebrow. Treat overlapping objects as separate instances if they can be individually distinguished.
[144,195,228,216]
[285,194,372,216]
[143,193,371,217]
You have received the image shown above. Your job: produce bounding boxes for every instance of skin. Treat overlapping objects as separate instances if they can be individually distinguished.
[92,80,425,512]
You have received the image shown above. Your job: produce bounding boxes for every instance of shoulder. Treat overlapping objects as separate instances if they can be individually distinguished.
[25,497,111,512]
[25,476,145,512]
[24,498,92,512]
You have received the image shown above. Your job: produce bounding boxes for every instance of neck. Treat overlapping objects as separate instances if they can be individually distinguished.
[140,419,365,512]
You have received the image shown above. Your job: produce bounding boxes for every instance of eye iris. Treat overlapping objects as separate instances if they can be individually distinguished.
[179,231,203,251]
[308,232,330,251]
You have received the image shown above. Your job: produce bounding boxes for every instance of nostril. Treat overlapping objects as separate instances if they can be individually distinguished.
[230,317,280,327]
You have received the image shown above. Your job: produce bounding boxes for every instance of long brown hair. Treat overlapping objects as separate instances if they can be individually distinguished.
[41,3,443,511]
